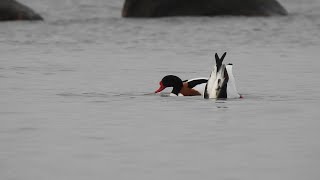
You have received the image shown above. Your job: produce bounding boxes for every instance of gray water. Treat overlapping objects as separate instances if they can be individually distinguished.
[1,0,320,179]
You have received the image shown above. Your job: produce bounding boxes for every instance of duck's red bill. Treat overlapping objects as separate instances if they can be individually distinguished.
[155,81,166,93]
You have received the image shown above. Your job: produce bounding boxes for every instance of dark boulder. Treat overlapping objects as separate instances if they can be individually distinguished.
[122,0,288,17]
[0,0,43,21]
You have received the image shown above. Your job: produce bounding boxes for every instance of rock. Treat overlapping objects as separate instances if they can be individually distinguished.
[122,0,288,17]
[0,0,43,21]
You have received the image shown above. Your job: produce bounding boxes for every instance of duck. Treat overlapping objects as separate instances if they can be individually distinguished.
[204,52,241,99]
[154,75,208,96]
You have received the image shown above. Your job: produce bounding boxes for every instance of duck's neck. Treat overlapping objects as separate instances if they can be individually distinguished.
[166,75,183,96]
[171,86,182,96]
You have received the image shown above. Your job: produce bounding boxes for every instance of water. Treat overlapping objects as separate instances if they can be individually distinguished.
[1,0,320,179]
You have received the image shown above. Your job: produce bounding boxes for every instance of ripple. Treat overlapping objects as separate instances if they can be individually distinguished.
[57,92,109,98]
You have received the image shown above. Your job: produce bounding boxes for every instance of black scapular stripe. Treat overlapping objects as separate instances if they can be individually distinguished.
[187,79,208,88]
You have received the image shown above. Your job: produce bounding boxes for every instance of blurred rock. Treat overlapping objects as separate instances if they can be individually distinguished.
[0,0,43,21]
[122,0,288,17]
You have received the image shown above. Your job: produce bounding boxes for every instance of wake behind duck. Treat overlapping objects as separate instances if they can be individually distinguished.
[154,52,241,99]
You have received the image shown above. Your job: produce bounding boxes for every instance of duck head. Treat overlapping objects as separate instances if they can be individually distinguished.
[155,75,183,96]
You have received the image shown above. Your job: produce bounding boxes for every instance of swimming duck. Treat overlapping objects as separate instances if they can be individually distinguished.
[155,75,208,96]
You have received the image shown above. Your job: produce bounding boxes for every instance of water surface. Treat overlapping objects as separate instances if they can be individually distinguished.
[1,0,320,179]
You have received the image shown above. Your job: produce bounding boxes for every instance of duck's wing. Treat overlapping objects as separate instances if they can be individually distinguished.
[187,78,208,88]
[186,78,208,96]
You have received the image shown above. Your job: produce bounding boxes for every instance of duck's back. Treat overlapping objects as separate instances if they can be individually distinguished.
[185,77,208,96]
